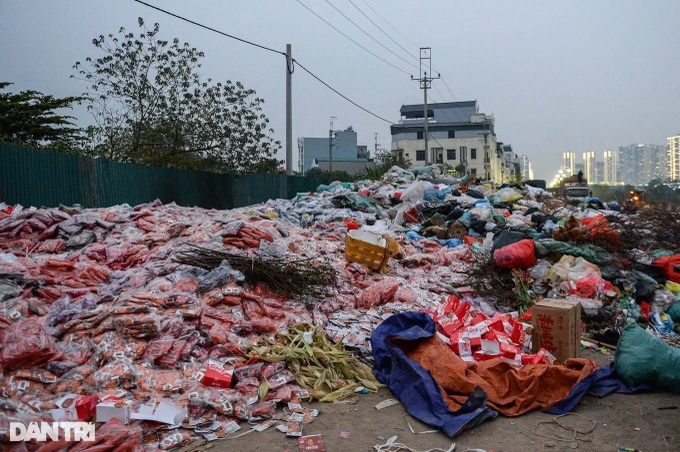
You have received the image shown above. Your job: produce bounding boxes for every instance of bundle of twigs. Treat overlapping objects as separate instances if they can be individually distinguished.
[173,244,337,298]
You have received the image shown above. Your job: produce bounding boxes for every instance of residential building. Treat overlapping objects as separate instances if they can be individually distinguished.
[603,150,617,184]
[498,143,519,182]
[297,128,374,175]
[618,144,664,186]
[562,152,576,176]
[595,161,604,184]
[390,101,501,181]
[583,151,596,184]
[669,135,680,181]
[519,155,533,180]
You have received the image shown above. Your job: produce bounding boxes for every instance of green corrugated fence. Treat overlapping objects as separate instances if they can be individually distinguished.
[0,143,328,209]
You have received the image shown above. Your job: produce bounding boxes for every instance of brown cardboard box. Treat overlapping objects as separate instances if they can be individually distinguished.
[532,299,582,363]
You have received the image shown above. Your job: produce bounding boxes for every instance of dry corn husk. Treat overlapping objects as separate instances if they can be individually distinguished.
[249,322,383,402]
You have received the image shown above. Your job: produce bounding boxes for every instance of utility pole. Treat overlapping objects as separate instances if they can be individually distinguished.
[411,48,439,166]
[329,116,336,172]
[285,44,293,175]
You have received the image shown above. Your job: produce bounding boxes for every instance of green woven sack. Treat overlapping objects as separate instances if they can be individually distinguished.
[614,323,680,393]
[667,301,680,323]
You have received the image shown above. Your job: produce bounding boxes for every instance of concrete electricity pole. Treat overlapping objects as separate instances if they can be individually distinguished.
[411,48,439,166]
[329,116,336,172]
[285,44,293,175]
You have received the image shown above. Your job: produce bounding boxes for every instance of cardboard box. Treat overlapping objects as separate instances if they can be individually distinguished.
[96,396,133,424]
[532,299,581,363]
[201,360,234,389]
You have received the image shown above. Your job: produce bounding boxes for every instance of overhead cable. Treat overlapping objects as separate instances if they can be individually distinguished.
[132,0,285,56]
[295,0,412,76]
[359,0,421,52]
[348,0,419,62]
[294,60,395,125]
[132,0,396,126]
[323,0,418,70]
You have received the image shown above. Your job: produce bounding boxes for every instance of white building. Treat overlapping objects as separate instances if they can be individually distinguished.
[390,101,502,182]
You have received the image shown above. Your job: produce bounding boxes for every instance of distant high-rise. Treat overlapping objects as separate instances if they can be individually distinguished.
[619,144,662,186]
[583,151,596,183]
[519,155,533,180]
[562,152,575,176]
[603,150,617,184]
[669,135,680,181]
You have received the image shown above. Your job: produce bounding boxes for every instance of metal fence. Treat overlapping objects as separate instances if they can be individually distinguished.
[0,143,326,209]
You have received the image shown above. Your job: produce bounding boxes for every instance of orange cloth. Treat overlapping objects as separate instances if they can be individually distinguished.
[395,335,598,416]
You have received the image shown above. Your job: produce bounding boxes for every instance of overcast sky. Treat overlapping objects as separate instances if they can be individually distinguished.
[2,0,679,179]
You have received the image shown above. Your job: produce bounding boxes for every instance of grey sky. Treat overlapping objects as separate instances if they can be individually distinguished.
[2,0,679,179]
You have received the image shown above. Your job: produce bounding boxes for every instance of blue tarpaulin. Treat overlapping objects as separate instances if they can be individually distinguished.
[371,312,646,437]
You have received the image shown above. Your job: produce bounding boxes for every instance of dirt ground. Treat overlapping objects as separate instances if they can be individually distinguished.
[181,349,680,452]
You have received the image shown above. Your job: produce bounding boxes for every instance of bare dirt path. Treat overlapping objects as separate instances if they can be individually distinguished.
[179,349,680,451]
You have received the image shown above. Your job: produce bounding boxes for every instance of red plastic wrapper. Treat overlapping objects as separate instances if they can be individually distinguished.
[265,384,308,403]
[233,362,264,382]
[68,418,142,452]
[250,400,277,418]
[49,365,97,394]
[260,362,286,381]
[158,429,194,450]
[267,369,295,390]
[357,278,399,309]
[0,318,64,370]
[85,360,139,391]
[137,367,183,394]
[234,376,259,393]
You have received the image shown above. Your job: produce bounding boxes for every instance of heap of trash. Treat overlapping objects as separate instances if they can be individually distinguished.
[1,164,680,449]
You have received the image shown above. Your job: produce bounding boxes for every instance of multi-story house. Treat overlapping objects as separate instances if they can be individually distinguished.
[669,135,680,181]
[390,101,502,181]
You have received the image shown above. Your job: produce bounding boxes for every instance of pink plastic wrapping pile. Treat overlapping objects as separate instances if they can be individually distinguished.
[0,199,481,450]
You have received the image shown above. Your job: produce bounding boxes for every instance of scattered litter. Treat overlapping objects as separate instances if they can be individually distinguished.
[375,399,401,410]
[404,414,440,434]
[373,435,456,452]
[534,413,596,443]
[340,431,350,438]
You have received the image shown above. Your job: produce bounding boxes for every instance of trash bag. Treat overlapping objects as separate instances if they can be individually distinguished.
[667,301,680,323]
[614,323,680,393]
[652,255,680,283]
[196,260,245,295]
[494,187,523,204]
[1,318,64,370]
[493,239,536,269]
[401,180,434,202]
[490,230,527,253]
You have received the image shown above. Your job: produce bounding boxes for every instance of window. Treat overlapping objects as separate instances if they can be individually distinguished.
[460,146,467,163]
[416,131,424,140]
[471,148,477,159]
[448,131,455,139]
[416,150,425,161]
[447,149,456,160]
[470,168,477,176]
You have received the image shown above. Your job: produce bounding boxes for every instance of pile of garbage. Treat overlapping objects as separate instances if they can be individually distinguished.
[1,165,680,449]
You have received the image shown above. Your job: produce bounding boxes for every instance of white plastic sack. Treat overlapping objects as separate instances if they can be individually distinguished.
[400,180,434,202]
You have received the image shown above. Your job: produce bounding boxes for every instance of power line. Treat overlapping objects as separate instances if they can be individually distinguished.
[132,0,395,127]
[359,0,421,52]
[294,60,395,125]
[440,76,459,102]
[324,0,418,71]
[348,0,419,63]
[295,0,412,76]
[132,0,284,56]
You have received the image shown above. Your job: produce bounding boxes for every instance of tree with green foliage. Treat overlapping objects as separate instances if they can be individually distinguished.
[73,18,280,174]
[0,82,83,150]
[362,147,411,180]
